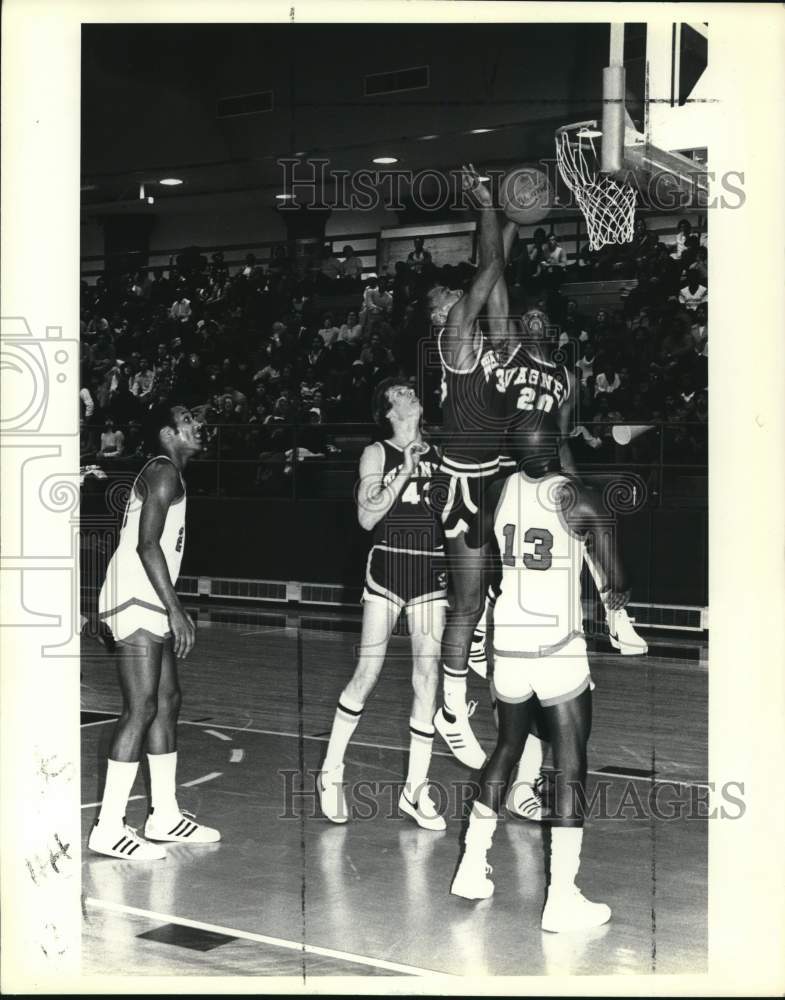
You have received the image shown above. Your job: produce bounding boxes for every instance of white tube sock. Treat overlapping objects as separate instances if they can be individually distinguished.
[550,826,584,893]
[404,718,434,800]
[322,689,365,771]
[147,750,179,818]
[443,672,468,715]
[97,759,139,827]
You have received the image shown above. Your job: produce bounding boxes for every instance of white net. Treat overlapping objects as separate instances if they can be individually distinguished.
[555,123,637,251]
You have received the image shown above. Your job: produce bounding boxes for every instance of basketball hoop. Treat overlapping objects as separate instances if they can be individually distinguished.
[555,121,636,251]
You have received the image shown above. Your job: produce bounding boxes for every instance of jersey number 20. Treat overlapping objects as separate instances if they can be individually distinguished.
[501,524,553,570]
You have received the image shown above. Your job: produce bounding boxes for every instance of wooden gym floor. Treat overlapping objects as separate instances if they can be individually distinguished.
[80,605,708,980]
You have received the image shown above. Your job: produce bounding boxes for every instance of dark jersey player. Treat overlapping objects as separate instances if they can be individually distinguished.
[424,165,513,768]
[317,378,448,831]
[427,169,581,769]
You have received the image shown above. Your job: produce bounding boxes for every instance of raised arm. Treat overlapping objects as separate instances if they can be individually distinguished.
[439,165,503,371]
[485,219,519,345]
[557,371,578,474]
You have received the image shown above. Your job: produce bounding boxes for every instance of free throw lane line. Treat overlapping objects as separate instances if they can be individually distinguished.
[85,897,452,978]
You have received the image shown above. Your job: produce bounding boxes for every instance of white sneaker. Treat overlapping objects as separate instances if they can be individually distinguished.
[317,763,349,824]
[144,808,221,844]
[88,819,166,861]
[608,608,648,655]
[434,702,487,769]
[468,630,488,678]
[399,785,446,832]
[451,848,494,899]
[506,776,545,822]
[541,887,611,932]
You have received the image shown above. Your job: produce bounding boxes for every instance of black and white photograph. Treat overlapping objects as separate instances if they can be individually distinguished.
[1,1,784,993]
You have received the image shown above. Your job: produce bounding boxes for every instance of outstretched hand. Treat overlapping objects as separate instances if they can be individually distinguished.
[461,163,493,208]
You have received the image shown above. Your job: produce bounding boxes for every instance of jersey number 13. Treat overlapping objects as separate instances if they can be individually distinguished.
[501,524,554,570]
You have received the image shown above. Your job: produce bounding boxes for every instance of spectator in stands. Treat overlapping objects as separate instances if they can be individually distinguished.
[123,419,145,459]
[691,304,708,358]
[337,310,363,347]
[339,245,364,283]
[129,357,155,400]
[541,233,568,276]
[406,237,433,286]
[97,418,125,461]
[679,271,708,312]
[659,319,696,368]
[80,379,95,421]
[319,245,341,284]
[306,334,329,377]
[575,341,596,387]
[594,362,621,398]
[687,245,708,285]
[670,218,693,260]
[170,293,192,323]
[317,313,341,348]
[391,261,414,326]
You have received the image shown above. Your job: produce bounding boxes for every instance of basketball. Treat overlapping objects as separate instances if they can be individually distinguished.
[499,164,552,225]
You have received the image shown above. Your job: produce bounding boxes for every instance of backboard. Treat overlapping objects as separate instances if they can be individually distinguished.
[555,21,712,244]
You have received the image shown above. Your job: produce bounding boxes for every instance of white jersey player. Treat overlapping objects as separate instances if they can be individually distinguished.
[89,404,220,861]
[451,440,631,933]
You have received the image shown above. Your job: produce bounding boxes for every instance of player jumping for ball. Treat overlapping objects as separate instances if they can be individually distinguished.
[451,434,628,933]
[317,379,448,831]
[90,404,220,860]
[425,165,515,769]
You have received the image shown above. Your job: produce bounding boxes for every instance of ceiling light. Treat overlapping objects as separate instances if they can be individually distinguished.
[275,193,294,200]
[373,156,398,165]
[147,196,155,205]
[417,134,439,141]
[469,128,494,134]
[159,177,183,186]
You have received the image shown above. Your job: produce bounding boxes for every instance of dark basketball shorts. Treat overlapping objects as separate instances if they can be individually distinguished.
[362,544,448,613]
[430,461,513,548]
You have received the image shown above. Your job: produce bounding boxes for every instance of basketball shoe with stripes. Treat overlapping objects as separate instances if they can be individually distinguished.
[88,819,166,860]
[144,808,221,844]
[434,701,486,769]
[506,776,545,822]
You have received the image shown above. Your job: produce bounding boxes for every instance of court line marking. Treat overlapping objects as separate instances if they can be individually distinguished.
[85,897,452,978]
[181,770,223,787]
[176,720,709,790]
[80,709,708,789]
[230,748,245,763]
[82,793,145,810]
[80,718,117,728]
[205,729,233,741]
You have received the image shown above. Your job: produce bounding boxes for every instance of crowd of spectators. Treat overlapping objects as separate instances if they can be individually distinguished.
[80,216,707,494]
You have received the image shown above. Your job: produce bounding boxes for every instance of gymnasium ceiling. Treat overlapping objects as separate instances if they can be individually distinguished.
[81,22,616,214]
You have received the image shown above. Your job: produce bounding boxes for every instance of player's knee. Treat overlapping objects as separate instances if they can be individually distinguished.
[411,658,438,697]
[128,693,159,727]
[157,685,182,720]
